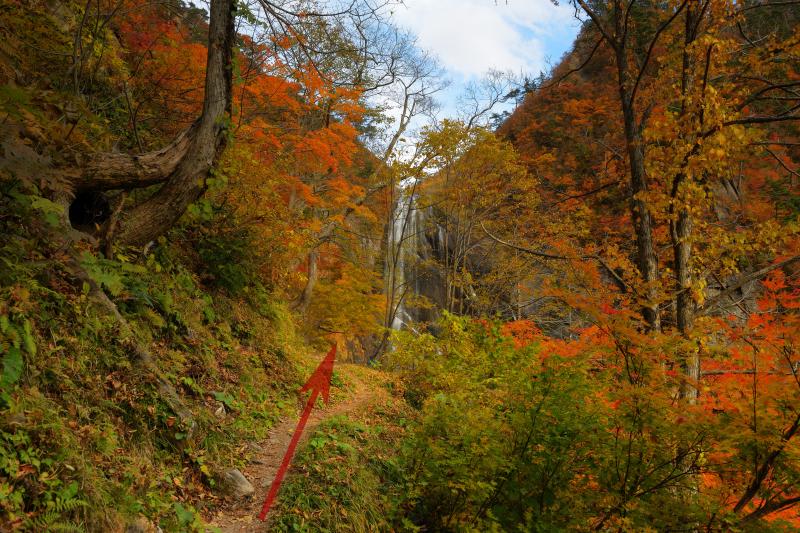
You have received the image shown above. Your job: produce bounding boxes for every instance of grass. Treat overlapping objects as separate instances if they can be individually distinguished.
[269,373,416,533]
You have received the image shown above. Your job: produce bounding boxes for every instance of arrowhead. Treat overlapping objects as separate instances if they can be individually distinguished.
[299,344,337,405]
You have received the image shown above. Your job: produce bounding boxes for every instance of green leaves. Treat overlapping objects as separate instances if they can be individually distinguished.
[79,253,124,296]
[0,425,86,530]
[79,252,146,298]
[173,502,210,531]
[186,198,215,222]
[1,315,36,389]
[28,196,64,228]
[1,346,23,388]
[386,314,608,530]
[21,319,35,357]
[212,391,239,411]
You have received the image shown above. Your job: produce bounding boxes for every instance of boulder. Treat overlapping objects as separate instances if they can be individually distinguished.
[217,468,254,500]
[125,515,160,533]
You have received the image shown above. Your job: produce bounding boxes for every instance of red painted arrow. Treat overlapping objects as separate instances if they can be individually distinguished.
[257,344,337,521]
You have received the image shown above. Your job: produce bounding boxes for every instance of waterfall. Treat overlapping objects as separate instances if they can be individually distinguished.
[383,184,450,335]
[385,186,418,331]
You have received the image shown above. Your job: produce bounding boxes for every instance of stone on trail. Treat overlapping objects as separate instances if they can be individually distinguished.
[218,468,255,500]
[125,515,162,533]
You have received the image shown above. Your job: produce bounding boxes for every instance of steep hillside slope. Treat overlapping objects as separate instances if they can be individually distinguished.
[0,1,380,530]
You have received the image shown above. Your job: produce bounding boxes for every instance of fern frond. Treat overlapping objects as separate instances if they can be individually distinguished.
[47,522,85,533]
[22,500,88,532]
[52,499,88,514]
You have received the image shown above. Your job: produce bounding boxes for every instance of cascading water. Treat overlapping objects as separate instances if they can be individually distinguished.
[382,183,449,337]
[384,187,417,331]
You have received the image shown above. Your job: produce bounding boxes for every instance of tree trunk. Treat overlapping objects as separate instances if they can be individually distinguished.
[70,0,236,247]
[673,210,694,332]
[67,126,195,192]
[672,204,697,397]
[297,249,319,314]
[673,4,701,399]
[617,52,661,331]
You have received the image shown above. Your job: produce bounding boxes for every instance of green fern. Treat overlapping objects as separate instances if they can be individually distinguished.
[23,513,85,533]
[46,523,86,533]
[53,498,88,514]
[22,499,87,533]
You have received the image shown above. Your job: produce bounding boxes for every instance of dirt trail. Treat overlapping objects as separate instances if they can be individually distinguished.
[209,362,380,532]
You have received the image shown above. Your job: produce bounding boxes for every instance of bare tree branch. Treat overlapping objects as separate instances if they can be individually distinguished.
[698,256,800,316]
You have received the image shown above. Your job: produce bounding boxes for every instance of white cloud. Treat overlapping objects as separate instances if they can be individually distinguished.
[391,0,577,78]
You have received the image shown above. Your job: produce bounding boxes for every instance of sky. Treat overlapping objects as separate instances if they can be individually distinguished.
[190,0,582,139]
[389,0,581,120]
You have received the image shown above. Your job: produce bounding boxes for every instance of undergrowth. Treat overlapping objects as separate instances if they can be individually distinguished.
[0,189,305,532]
[270,386,415,532]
